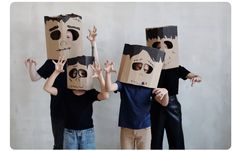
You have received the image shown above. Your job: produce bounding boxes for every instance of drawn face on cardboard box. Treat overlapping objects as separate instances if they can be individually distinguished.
[146,26,179,69]
[44,14,83,60]
[67,56,94,90]
[118,44,165,88]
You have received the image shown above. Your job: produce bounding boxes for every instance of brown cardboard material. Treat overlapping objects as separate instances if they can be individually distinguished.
[146,26,179,69]
[67,56,94,90]
[44,13,83,60]
[118,44,165,88]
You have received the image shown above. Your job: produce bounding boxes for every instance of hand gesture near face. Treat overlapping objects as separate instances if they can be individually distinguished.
[91,61,102,78]
[52,57,66,73]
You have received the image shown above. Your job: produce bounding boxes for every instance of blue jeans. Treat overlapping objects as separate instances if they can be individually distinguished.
[63,128,96,149]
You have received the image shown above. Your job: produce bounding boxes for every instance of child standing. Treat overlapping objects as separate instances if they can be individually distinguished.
[104,60,169,149]
[43,57,109,149]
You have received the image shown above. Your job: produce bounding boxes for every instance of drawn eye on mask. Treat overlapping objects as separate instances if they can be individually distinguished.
[164,41,173,49]
[50,30,61,40]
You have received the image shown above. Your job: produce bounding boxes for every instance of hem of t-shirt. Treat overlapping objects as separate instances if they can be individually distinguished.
[65,125,94,131]
[119,125,151,130]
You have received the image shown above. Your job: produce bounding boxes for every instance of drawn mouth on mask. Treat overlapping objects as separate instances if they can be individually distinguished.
[56,47,71,51]
[131,80,147,86]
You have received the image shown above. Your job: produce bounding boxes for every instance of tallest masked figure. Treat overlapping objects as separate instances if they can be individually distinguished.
[43,13,83,149]
[146,26,202,149]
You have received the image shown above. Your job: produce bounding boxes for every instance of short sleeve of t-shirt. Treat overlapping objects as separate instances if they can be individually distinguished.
[178,66,190,80]
[37,59,54,79]
[86,89,100,102]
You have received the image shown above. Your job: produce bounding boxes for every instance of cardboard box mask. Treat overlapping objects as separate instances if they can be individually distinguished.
[67,56,94,90]
[118,44,165,88]
[146,26,179,69]
[44,13,83,60]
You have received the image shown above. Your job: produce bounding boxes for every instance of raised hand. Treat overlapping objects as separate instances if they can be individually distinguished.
[91,61,102,78]
[104,60,116,73]
[25,58,37,69]
[87,26,97,43]
[52,56,66,73]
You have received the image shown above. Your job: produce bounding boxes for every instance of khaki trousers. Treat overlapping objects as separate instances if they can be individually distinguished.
[120,127,151,149]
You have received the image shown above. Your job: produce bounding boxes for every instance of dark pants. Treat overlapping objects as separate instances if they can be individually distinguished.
[150,95,185,149]
[51,117,65,149]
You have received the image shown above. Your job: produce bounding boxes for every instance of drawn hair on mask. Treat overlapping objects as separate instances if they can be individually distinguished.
[44,13,82,24]
[123,44,165,62]
[146,26,178,40]
[67,56,94,67]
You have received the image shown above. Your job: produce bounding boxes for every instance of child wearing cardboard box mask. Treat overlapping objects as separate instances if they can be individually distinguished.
[105,44,169,149]
[146,26,202,149]
[43,56,109,149]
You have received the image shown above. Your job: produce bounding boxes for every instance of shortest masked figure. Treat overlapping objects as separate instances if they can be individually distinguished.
[67,56,94,90]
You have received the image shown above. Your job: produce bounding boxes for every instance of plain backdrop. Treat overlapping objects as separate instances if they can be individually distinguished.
[10,2,231,149]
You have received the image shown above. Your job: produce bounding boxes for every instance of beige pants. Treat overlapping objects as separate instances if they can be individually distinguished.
[120,127,151,149]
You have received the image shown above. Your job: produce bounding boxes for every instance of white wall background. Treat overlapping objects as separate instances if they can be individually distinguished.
[10,2,231,149]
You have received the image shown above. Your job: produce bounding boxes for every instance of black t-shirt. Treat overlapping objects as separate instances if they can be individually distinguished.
[157,65,190,96]
[37,59,67,118]
[61,89,100,130]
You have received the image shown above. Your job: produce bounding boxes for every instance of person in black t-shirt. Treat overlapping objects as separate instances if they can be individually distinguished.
[43,57,109,149]
[24,26,100,149]
[146,26,202,149]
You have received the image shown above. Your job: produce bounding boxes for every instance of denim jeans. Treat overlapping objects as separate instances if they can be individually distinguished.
[63,128,96,149]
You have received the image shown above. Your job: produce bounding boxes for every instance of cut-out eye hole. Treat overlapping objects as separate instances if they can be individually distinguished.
[50,30,61,40]
[68,29,79,41]
[78,69,87,78]
[152,41,161,49]
[164,41,173,49]
[132,62,153,74]
[69,68,77,78]
[143,64,153,74]
[132,62,143,71]
[69,68,87,78]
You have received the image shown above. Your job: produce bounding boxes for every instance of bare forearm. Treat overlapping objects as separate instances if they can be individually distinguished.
[43,71,59,95]
[105,72,114,92]
[161,94,169,106]
[28,66,41,81]
[186,72,198,79]
[97,73,106,92]
[97,73,109,100]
